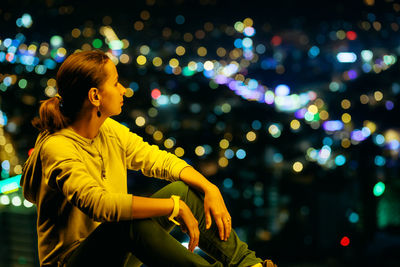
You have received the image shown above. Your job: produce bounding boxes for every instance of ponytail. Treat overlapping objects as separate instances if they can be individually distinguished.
[32,95,69,133]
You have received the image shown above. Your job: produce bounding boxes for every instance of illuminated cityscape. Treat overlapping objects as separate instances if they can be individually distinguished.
[1,0,400,266]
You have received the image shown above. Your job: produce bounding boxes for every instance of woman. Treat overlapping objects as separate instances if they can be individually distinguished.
[21,50,276,267]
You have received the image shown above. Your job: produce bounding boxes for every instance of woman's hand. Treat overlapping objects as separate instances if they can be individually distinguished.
[204,184,232,241]
[177,200,199,252]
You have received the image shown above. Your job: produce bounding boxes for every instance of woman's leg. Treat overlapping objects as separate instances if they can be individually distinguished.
[66,181,262,267]
[150,181,263,267]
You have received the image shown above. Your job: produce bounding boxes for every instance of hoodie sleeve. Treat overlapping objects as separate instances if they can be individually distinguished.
[106,119,190,181]
[40,137,132,222]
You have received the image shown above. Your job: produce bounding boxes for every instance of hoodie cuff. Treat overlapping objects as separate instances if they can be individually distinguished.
[171,161,191,182]
[118,194,134,220]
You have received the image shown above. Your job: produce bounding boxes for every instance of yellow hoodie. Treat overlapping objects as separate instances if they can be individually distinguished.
[20,118,190,266]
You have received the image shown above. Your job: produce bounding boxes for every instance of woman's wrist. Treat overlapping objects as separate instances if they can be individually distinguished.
[203,182,219,194]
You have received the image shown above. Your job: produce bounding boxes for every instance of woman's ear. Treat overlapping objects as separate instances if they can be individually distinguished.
[88,87,101,107]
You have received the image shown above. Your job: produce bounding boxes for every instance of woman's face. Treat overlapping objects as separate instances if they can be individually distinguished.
[98,60,127,117]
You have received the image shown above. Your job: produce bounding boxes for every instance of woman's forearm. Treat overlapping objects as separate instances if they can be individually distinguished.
[179,166,217,193]
[131,195,174,219]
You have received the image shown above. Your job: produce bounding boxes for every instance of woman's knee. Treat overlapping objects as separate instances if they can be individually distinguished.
[168,181,189,198]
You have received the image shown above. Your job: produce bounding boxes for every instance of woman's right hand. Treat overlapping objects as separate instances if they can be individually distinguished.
[177,200,199,252]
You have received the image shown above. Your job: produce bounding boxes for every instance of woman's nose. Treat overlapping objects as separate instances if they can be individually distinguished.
[121,84,127,95]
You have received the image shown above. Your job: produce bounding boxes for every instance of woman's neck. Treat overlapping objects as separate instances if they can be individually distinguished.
[70,109,106,139]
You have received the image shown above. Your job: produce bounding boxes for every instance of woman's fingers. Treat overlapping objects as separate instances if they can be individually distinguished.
[205,209,212,229]
[222,216,231,241]
[215,216,225,241]
[188,223,199,252]
[178,200,199,252]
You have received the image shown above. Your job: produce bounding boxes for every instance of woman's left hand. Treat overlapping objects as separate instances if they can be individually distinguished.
[204,185,232,241]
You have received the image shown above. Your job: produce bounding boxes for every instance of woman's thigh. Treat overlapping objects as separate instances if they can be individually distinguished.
[65,222,131,267]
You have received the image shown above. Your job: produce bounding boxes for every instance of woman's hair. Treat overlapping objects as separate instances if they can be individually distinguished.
[32,50,110,133]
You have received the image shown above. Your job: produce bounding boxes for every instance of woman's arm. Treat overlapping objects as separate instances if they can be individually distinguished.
[131,195,200,252]
[131,196,174,219]
[179,166,218,193]
[179,166,232,241]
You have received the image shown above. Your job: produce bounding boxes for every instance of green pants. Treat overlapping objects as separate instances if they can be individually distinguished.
[66,181,262,267]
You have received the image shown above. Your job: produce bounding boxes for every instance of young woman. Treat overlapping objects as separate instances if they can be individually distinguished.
[21,50,277,267]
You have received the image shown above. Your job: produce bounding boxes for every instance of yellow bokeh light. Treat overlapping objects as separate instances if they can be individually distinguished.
[125,88,134,98]
[243,18,253,27]
[360,94,369,104]
[14,165,22,174]
[145,125,156,135]
[47,78,56,87]
[140,10,150,20]
[342,113,352,123]
[293,162,303,172]
[172,66,182,75]
[229,49,241,59]
[5,143,14,153]
[71,28,81,38]
[219,139,229,149]
[374,91,383,101]
[39,44,49,55]
[148,107,158,117]
[336,30,346,40]
[175,147,185,157]
[169,58,179,68]
[216,47,226,57]
[183,33,193,42]
[384,129,399,142]
[314,98,325,108]
[136,55,147,65]
[204,22,214,32]
[234,21,244,32]
[119,54,130,64]
[218,157,229,168]
[152,57,163,67]
[197,47,207,57]
[195,146,205,156]
[164,138,175,149]
[235,74,245,82]
[135,116,146,127]
[224,132,233,141]
[341,99,351,109]
[153,130,163,141]
[140,45,150,55]
[290,119,301,130]
[188,61,197,71]
[246,131,256,142]
[308,105,318,114]
[373,21,382,31]
[122,39,130,49]
[341,138,351,148]
[81,43,91,51]
[162,27,172,38]
[28,44,37,53]
[319,110,329,120]
[134,21,144,31]
[176,46,186,56]
[364,120,376,133]
[221,103,231,113]
[195,30,205,39]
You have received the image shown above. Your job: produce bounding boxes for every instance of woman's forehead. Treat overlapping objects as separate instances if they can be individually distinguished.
[104,60,118,78]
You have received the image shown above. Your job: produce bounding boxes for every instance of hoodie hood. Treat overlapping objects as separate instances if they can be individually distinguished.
[20,131,51,203]
[20,126,97,204]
